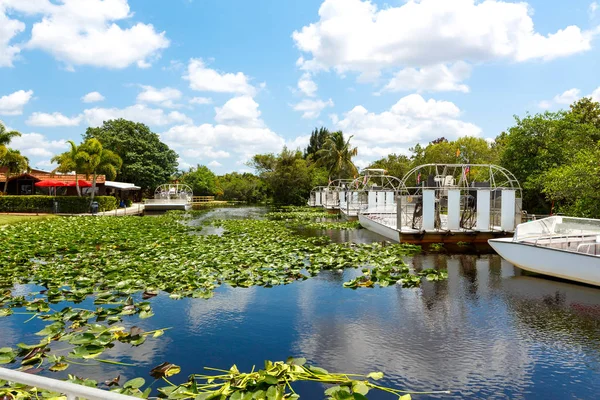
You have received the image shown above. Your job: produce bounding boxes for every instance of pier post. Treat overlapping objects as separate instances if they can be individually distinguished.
[447,189,461,230]
[423,190,435,231]
[476,190,491,231]
[501,190,516,231]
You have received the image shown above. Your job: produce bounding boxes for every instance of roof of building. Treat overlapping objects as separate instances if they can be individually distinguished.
[0,171,106,184]
[105,181,140,191]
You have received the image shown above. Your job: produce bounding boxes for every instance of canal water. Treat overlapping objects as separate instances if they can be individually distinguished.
[2,207,600,399]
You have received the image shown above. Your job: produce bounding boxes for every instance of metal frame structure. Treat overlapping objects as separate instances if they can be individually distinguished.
[0,367,137,400]
[308,186,327,207]
[324,179,353,209]
[344,169,404,217]
[153,183,193,201]
[395,164,522,232]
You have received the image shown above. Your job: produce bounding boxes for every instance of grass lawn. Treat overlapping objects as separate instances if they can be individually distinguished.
[0,215,56,225]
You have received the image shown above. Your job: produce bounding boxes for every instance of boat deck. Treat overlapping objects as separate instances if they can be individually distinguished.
[522,235,600,256]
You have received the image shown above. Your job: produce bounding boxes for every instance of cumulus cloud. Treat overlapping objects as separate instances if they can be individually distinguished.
[293,0,598,80]
[591,2,599,18]
[292,98,334,119]
[3,0,169,69]
[537,87,600,109]
[190,97,213,105]
[81,91,105,103]
[207,160,222,168]
[162,96,285,168]
[381,62,472,94]
[297,73,318,97]
[26,112,82,127]
[553,88,581,104]
[9,132,68,160]
[333,94,481,165]
[184,59,256,95]
[0,7,25,67]
[136,85,182,108]
[0,90,33,115]
[83,104,192,127]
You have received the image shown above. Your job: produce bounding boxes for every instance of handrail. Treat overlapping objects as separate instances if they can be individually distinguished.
[0,367,138,400]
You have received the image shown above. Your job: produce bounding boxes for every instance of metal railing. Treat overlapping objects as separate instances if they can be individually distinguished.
[192,196,215,203]
[0,367,138,400]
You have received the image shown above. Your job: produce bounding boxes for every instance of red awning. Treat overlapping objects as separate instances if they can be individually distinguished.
[67,180,92,188]
[35,180,68,187]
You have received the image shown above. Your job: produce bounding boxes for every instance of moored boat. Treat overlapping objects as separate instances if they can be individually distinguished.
[489,216,600,287]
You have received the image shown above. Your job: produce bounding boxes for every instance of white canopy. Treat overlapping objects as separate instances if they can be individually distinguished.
[105,181,141,191]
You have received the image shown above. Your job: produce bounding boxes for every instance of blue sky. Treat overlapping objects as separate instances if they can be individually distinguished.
[0,0,599,175]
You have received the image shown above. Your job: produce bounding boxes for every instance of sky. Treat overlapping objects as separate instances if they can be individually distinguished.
[0,0,599,175]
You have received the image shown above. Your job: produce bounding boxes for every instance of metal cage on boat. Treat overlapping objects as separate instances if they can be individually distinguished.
[308,186,327,207]
[396,164,522,232]
[342,169,405,218]
[324,179,354,210]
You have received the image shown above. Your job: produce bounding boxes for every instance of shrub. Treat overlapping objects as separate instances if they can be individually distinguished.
[0,196,118,214]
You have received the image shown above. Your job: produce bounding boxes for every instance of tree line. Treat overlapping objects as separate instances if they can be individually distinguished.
[2,97,600,216]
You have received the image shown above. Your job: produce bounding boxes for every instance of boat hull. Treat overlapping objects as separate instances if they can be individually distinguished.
[358,214,399,242]
[489,238,600,287]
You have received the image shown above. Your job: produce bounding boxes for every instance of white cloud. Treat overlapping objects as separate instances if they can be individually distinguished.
[3,0,169,69]
[190,97,213,105]
[184,58,256,95]
[0,7,25,67]
[292,98,334,119]
[136,85,182,108]
[215,96,263,127]
[592,87,600,102]
[553,88,581,104]
[83,104,192,127]
[9,132,67,160]
[163,97,285,169]
[297,73,318,97]
[82,91,105,103]
[286,135,310,151]
[207,160,222,168]
[293,0,598,79]
[537,100,552,110]
[26,112,82,127]
[333,94,481,165]
[382,62,472,93]
[590,2,599,18]
[0,90,33,115]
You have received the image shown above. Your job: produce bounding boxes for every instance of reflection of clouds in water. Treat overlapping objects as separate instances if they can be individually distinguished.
[186,286,257,331]
[292,255,534,398]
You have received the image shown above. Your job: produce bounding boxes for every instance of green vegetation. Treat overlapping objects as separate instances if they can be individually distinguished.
[0,209,445,398]
[180,164,220,196]
[0,215,55,225]
[0,195,117,213]
[217,172,268,203]
[84,119,178,192]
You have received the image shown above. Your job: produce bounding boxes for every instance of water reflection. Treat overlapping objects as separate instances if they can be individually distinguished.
[1,208,599,399]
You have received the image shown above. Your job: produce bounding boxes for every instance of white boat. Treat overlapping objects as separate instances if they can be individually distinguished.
[489,216,600,287]
[358,213,399,242]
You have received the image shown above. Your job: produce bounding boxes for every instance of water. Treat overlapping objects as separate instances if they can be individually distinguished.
[2,207,600,399]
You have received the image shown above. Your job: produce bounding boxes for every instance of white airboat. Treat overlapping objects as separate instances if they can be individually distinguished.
[489,216,600,287]
[357,164,523,244]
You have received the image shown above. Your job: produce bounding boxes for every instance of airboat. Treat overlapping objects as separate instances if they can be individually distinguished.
[340,169,403,221]
[358,164,523,244]
[144,184,193,211]
[489,216,600,287]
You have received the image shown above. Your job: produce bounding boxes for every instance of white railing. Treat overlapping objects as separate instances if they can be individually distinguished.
[0,367,138,400]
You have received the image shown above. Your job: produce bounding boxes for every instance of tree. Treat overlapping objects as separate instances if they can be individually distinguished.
[217,172,267,203]
[0,122,21,160]
[180,165,219,196]
[367,154,411,179]
[1,149,28,193]
[316,131,358,179]
[84,119,178,191]
[78,138,123,204]
[304,127,331,160]
[569,97,600,129]
[51,140,85,196]
[250,148,318,205]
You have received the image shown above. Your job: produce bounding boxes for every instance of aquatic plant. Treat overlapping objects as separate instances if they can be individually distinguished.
[0,209,447,398]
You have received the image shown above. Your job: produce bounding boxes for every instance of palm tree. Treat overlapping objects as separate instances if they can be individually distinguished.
[316,131,358,179]
[52,140,85,196]
[78,138,122,205]
[1,149,29,193]
[0,122,21,160]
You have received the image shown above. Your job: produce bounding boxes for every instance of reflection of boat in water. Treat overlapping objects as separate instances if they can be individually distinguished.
[489,216,600,287]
